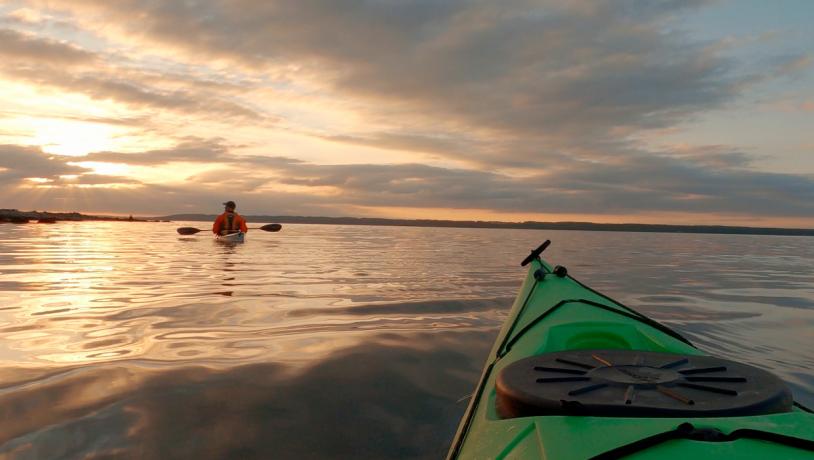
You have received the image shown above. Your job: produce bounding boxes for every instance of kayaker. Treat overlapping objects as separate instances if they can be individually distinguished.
[212,201,248,235]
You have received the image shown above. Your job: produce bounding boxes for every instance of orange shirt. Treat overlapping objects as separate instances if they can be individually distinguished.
[213,211,248,234]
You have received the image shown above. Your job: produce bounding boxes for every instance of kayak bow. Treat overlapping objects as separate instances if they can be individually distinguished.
[448,241,814,459]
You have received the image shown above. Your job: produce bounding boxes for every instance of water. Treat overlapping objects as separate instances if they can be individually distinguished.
[0,222,812,459]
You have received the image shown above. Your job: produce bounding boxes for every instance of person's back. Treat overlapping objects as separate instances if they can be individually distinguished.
[212,201,248,235]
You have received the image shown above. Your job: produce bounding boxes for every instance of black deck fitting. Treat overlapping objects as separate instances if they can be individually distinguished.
[521,240,551,267]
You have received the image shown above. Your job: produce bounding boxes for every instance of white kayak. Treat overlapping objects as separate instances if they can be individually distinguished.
[217,231,245,243]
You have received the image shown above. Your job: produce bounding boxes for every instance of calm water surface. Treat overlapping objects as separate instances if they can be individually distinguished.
[0,222,812,459]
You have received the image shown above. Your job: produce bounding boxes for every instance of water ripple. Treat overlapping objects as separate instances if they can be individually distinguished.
[0,222,812,457]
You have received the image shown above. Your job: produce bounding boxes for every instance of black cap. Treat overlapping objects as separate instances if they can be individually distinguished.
[223,201,236,208]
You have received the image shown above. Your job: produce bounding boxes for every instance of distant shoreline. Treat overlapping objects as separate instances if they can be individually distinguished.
[4,209,813,236]
[0,209,151,223]
[163,213,814,237]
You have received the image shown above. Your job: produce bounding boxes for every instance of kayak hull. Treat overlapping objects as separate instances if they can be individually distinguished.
[448,252,814,459]
[217,231,245,243]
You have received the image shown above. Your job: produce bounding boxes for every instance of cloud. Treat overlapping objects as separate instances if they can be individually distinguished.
[55,174,140,185]
[0,144,89,181]
[768,54,814,78]
[318,133,496,166]
[4,7,46,24]
[0,28,95,65]
[0,145,139,188]
[1,65,264,120]
[648,144,753,168]
[541,152,814,217]
[94,140,814,219]
[84,139,231,165]
[263,153,814,218]
[4,1,785,173]
[26,1,738,155]
[7,138,814,221]
[0,26,265,123]
[3,1,813,224]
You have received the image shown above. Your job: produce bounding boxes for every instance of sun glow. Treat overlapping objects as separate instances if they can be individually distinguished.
[68,161,131,176]
[31,119,125,157]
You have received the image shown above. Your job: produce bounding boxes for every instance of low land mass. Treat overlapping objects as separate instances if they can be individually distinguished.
[0,209,148,223]
[3,209,812,236]
[163,214,814,237]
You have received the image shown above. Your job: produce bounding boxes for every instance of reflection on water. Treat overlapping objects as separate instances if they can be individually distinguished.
[0,331,493,460]
[0,222,812,458]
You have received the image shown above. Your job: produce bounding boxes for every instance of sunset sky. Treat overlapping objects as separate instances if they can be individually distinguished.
[1,0,812,226]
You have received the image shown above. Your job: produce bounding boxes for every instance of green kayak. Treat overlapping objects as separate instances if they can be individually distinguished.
[447,241,814,459]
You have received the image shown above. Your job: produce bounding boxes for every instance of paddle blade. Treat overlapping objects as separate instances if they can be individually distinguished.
[259,223,282,232]
[177,227,203,235]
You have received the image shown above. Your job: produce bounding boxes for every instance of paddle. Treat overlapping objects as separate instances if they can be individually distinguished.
[177,223,282,235]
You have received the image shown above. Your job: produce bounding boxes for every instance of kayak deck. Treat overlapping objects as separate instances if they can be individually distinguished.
[448,246,814,459]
